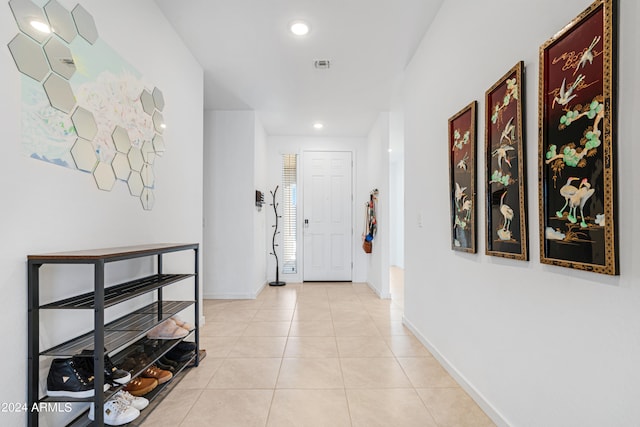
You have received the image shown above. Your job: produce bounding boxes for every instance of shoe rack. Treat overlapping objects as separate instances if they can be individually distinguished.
[27,243,200,427]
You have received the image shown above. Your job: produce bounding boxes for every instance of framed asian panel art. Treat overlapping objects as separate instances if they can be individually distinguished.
[538,0,618,275]
[485,61,528,260]
[449,101,477,253]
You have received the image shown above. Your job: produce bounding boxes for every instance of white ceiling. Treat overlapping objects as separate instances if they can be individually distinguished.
[154,0,443,137]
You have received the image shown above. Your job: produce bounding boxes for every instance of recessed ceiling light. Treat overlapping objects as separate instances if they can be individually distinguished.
[388,148,393,153]
[313,123,323,130]
[30,20,51,34]
[290,21,310,36]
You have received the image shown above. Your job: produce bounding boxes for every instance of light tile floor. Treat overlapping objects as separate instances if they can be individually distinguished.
[140,282,495,427]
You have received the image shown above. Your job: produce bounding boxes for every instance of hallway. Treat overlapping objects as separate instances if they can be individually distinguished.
[141,283,494,426]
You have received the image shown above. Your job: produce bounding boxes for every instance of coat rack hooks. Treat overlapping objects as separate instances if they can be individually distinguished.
[269,185,286,286]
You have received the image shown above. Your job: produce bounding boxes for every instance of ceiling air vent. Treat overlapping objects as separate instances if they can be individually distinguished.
[314,59,331,69]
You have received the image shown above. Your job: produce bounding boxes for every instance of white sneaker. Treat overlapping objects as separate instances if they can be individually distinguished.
[89,398,140,426]
[113,390,149,411]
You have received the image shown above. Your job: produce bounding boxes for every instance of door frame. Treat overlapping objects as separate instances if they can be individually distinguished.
[300,149,356,282]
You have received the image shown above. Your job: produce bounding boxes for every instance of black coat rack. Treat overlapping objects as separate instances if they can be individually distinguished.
[269,185,286,286]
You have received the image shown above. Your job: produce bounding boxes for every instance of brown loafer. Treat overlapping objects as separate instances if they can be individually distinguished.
[141,364,173,385]
[123,377,158,396]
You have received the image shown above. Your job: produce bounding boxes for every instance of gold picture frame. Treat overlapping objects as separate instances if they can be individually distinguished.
[449,101,477,253]
[538,0,618,274]
[485,61,528,260]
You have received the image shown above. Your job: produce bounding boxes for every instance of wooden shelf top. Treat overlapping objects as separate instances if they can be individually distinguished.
[28,243,198,262]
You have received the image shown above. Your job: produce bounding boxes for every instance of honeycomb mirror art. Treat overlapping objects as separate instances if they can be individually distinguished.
[7,0,166,210]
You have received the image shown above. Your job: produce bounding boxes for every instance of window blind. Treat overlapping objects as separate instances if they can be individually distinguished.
[282,154,297,274]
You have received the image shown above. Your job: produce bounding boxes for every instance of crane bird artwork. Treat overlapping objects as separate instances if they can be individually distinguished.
[556,177,580,218]
[574,35,601,76]
[499,117,516,145]
[456,152,469,170]
[492,144,515,170]
[552,74,585,108]
[568,178,595,227]
[497,190,514,241]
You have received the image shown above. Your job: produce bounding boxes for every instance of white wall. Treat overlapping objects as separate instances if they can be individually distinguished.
[204,110,267,298]
[266,136,369,284]
[389,111,405,268]
[365,113,391,298]
[403,1,639,426]
[254,117,268,291]
[0,1,203,425]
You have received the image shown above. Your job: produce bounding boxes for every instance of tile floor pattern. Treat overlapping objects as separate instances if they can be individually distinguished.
[140,283,495,427]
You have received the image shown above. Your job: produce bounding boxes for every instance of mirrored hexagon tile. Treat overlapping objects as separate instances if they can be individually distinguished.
[140,187,155,210]
[71,107,98,140]
[112,152,131,181]
[141,140,155,164]
[153,134,166,157]
[9,0,51,44]
[140,89,154,115]
[43,73,76,113]
[128,147,144,172]
[44,0,78,43]
[152,87,164,111]
[112,125,132,153]
[71,4,98,44]
[152,111,165,133]
[93,162,116,191]
[127,171,144,197]
[8,33,50,82]
[43,36,75,79]
[140,163,155,188]
[70,138,97,172]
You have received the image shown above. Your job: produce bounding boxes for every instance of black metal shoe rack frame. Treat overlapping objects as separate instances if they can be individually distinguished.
[27,243,200,426]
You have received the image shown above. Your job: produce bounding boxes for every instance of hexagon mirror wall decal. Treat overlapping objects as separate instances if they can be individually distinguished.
[70,138,97,172]
[112,126,131,153]
[71,4,97,44]
[43,36,75,79]
[9,0,51,44]
[8,1,166,211]
[127,171,144,196]
[152,134,166,157]
[152,87,164,111]
[152,111,165,134]
[8,33,50,81]
[43,73,76,113]
[71,107,97,140]
[111,152,131,181]
[128,147,144,172]
[140,89,154,115]
[140,187,155,211]
[93,162,116,191]
[43,0,78,44]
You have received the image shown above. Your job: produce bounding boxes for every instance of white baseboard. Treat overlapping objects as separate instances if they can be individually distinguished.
[402,316,511,427]
[366,282,391,299]
[203,292,254,299]
[203,282,267,300]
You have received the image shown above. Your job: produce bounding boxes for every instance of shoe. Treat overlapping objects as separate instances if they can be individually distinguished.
[159,356,179,369]
[112,390,149,411]
[141,364,173,384]
[146,320,189,339]
[171,316,195,331]
[174,341,197,352]
[79,350,131,385]
[164,346,195,363]
[46,358,109,398]
[89,398,140,426]
[154,358,176,372]
[123,377,158,396]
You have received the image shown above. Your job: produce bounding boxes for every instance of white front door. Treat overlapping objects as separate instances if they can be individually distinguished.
[303,151,353,281]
